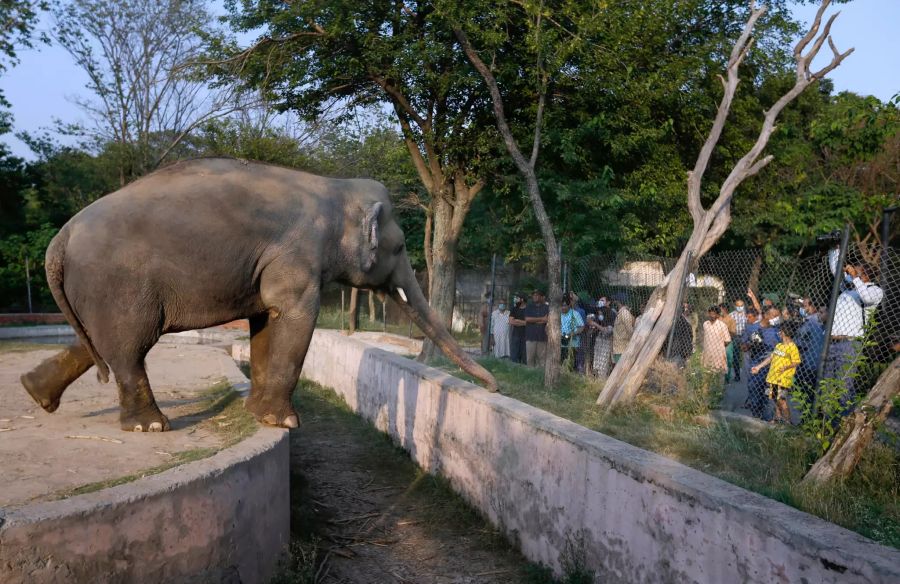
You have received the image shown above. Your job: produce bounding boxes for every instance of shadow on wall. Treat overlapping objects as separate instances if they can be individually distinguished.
[353,346,451,475]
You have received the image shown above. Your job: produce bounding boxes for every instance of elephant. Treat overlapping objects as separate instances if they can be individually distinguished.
[20,157,497,432]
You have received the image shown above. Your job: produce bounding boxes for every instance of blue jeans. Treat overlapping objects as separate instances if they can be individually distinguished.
[822,339,860,413]
[748,366,772,421]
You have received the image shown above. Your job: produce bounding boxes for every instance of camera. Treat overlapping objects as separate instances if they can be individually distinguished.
[815,229,842,248]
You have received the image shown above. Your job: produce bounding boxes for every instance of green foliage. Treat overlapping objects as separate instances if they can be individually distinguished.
[0,223,58,311]
[793,320,877,454]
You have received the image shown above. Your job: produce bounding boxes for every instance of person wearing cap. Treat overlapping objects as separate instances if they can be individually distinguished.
[507,293,528,364]
[524,289,549,367]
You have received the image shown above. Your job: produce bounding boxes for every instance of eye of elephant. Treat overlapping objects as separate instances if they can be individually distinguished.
[394,242,404,255]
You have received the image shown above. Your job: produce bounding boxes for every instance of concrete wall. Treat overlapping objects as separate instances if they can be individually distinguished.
[0,430,290,584]
[0,324,73,339]
[266,330,900,584]
[0,313,67,326]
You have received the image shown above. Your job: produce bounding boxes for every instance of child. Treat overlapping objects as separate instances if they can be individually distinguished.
[750,320,801,424]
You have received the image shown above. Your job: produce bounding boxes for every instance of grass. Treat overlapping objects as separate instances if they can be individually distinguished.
[430,356,900,549]
[52,381,257,500]
[314,306,484,347]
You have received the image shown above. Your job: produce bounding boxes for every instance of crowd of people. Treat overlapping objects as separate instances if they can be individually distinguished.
[484,289,638,378]
[483,251,887,425]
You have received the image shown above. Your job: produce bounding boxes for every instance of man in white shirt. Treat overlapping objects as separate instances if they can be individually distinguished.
[824,251,884,407]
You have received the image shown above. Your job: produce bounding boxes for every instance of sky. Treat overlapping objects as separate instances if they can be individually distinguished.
[1,0,898,160]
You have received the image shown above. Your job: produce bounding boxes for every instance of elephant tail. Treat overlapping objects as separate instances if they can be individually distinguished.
[45,226,110,383]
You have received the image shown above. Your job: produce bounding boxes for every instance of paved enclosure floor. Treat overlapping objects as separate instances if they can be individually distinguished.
[0,342,247,509]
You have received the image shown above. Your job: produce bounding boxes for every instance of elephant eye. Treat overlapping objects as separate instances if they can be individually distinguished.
[394,242,404,255]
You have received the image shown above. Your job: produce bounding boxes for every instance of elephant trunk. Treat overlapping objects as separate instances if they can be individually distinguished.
[389,265,498,392]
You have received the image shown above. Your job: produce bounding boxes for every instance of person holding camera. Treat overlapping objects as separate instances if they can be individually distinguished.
[825,251,884,410]
[560,300,586,371]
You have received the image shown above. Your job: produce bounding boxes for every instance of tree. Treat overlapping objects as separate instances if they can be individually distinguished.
[210,0,508,360]
[597,0,852,407]
[802,355,900,484]
[450,0,572,386]
[52,0,242,185]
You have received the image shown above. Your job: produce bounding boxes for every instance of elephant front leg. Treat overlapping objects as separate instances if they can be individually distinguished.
[245,301,318,429]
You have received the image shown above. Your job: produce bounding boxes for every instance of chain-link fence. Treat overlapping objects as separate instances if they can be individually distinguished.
[552,235,899,423]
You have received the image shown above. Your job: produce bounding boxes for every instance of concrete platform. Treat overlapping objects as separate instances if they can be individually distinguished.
[0,340,289,584]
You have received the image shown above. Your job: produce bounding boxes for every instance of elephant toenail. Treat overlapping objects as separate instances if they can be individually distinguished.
[262,414,278,426]
[149,422,163,432]
[282,415,299,429]
[133,424,143,432]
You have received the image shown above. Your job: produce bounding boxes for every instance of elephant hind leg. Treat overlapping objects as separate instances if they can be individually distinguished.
[20,343,94,412]
[109,354,169,432]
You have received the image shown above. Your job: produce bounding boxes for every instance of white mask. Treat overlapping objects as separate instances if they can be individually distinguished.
[735,306,745,312]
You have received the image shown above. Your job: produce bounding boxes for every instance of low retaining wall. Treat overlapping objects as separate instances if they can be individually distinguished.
[0,324,73,339]
[0,313,67,326]
[243,330,900,584]
[0,416,289,584]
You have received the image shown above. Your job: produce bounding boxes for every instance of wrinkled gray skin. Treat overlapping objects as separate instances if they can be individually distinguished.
[20,158,497,432]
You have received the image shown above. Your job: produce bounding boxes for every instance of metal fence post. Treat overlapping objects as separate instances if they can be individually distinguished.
[815,224,851,399]
[881,206,897,287]
[340,287,345,331]
[25,256,33,314]
[666,251,693,359]
[483,254,497,355]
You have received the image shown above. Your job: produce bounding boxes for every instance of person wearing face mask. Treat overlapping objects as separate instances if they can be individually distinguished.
[743,306,780,420]
[824,251,884,410]
[794,297,824,412]
[728,300,747,381]
[490,300,511,359]
[588,295,616,378]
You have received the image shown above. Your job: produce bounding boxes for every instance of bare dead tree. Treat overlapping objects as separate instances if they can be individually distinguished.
[803,356,899,483]
[597,0,853,407]
[454,15,564,388]
[53,0,244,184]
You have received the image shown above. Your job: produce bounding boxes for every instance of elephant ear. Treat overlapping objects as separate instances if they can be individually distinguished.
[361,202,383,272]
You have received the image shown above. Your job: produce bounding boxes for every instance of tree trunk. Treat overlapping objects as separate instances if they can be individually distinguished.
[367,290,376,323]
[348,287,359,335]
[596,0,851,407]
[803,356,900,484]
[419,177,478,361]
[747,253,763,296]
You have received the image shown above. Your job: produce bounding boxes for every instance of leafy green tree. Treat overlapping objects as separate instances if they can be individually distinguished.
[210,0,512,357]
[0,223,58,311]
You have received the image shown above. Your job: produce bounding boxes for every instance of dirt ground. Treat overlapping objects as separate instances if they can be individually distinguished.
[281,379,550,584]
[0,342,248,508]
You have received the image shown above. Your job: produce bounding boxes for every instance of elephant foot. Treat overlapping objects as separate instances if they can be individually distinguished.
[245,399,300,429]
[120,408,171,433]
[21,371,64,413]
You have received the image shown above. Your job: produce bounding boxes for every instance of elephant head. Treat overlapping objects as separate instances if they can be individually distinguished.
[341,192,498,392]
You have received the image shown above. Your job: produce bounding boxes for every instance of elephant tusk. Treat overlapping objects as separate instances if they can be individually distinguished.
[397,287,408,303]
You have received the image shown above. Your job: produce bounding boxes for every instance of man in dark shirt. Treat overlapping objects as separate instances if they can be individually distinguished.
[524,290,549,367]
[507,293,528,364]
